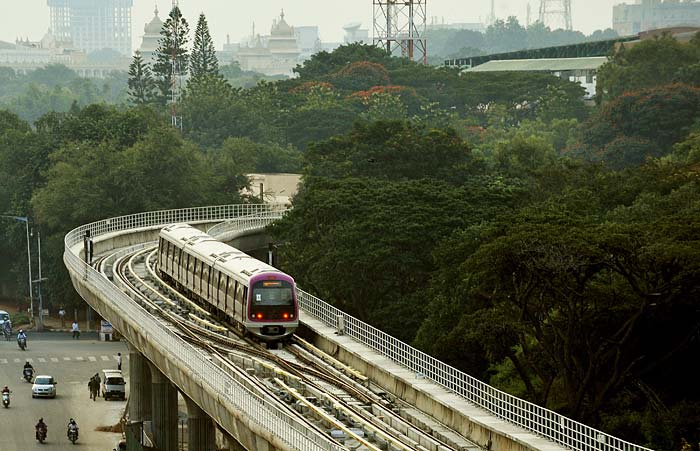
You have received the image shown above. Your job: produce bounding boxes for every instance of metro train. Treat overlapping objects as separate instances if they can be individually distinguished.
[157,224,299,341]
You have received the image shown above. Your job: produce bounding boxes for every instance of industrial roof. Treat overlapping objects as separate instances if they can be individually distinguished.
[467,57,609,72]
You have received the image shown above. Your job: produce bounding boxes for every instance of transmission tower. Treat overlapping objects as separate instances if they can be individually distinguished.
[538,0,572,30]
[373,0,427,64]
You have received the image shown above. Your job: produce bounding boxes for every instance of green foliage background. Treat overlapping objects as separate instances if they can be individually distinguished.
[0,19,699,451]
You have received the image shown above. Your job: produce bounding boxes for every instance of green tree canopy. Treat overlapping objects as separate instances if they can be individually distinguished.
[153,5,190,105]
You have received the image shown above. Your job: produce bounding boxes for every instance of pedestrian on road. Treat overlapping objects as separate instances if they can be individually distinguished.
[58,307,66,328]
[71,321,80,339]
[88,378,95,400]
[116,352,122,371]
[89,379,99,401]
[93,372,101,397]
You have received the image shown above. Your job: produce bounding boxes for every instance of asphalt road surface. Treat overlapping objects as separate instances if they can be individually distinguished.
[0,332,128,450]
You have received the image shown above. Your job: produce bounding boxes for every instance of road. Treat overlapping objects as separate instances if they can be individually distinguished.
[0,332,127,450]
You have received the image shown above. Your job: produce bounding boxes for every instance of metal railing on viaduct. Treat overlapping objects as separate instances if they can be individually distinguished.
[63,204,654,451]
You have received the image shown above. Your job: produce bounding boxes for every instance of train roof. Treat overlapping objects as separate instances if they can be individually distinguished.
[160,224,289,285]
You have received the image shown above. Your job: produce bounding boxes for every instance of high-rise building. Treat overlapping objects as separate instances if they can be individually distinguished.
[47,0,133,56]
[613,0,700,35]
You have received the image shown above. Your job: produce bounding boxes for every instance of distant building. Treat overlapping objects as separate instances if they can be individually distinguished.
[613,0,700,36]
[137,5,164,63]
[47,0,133,56]
[0,32,128,77]
[343,22,370,43]
[467,57,608,99]
[237,10,301,77]
[427,16,486,32]
[295,26,320,54]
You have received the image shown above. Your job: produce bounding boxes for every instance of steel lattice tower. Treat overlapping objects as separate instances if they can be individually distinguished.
[538,0,573,30]
[373,0,427,64]
[170,0,183,130]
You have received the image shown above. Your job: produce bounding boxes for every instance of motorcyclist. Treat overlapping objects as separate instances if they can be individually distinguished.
[2,320,10,337]
[23,361,33,371]
[35,418,47,439]
[17,329,27,342]
[67,418,79,438]
[1,386,9,394]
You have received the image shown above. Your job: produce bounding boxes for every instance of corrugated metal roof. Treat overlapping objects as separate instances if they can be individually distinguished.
[467,57,609,72]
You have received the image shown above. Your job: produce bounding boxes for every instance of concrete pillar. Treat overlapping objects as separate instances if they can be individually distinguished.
[150,363,179,451]
[128,345,152,421]
[127,345,152,450]
[185,397,216,451]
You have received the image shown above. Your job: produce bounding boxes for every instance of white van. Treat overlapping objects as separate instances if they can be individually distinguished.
[101,369,126,400]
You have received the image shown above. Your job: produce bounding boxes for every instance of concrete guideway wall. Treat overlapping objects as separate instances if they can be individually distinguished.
[64,204,343,451]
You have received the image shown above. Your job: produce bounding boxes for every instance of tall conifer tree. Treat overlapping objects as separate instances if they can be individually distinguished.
[152,6,190,106]
[190,13,219,81]
[127,51,156,105]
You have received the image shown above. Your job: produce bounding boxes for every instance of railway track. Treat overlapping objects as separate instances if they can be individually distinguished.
[101,244,479,451]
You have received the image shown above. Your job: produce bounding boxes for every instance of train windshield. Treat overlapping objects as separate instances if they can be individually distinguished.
[251,280,294,307]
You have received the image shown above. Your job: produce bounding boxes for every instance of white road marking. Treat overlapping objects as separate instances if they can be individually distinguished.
[51,357,59,362]
[88,356,97,362]
[100,355,110,361]
[38,358,46,363]
[63,357,71,361]
[26,358,33,363]
[13,358,21,363]
[0,359,7,364]
[76,356,84,361]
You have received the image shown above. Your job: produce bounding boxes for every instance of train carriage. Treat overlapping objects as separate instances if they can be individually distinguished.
[157,224,298,341]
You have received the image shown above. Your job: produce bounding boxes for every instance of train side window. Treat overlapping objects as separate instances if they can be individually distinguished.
[167,242,173,272]
[174,249,181,279]
[236,281,243,303]
[219,274,227,299]
[212,270,220,304]
[183,253,188,284]
[193,259,200,292]
[226,278,235,310]
[187,253,195,286]
[202,265,210,298]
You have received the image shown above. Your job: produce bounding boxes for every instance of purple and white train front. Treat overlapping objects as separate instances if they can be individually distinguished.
[157,224,299,341]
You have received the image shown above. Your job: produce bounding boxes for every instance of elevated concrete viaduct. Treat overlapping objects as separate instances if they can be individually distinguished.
[63,205,653,451]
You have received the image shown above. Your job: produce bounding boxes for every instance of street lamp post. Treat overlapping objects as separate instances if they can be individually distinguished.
[0,215,34,326]
[34,229,47,332]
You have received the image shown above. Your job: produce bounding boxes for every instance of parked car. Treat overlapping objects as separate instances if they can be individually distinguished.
[31,375,57,398]
[101,369,126,400]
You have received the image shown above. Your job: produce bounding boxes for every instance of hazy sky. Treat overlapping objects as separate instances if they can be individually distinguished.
[0,0,621,50]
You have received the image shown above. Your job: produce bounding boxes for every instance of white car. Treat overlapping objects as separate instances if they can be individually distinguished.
[32,375,57,398]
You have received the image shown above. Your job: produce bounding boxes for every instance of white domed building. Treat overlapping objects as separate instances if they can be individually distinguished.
[138,5,164,63]
[237,10,301,77]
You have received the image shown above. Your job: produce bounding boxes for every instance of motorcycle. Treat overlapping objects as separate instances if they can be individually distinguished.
[36,426,47,444]
[17,336,26,350]
[67,427,79,444]
[1,391,9,408]
[23,367,33,383]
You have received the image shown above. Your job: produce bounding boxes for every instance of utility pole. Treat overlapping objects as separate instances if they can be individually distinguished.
[34,229,48,332]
